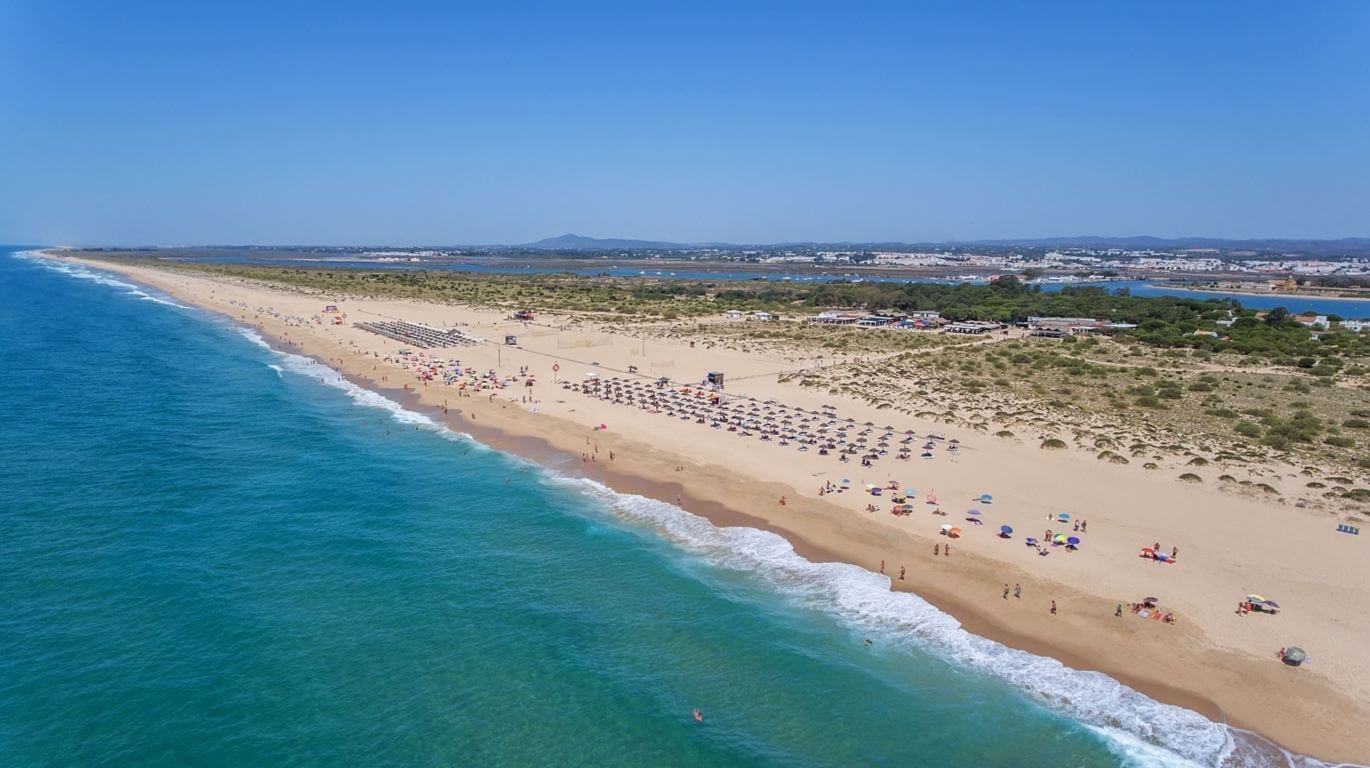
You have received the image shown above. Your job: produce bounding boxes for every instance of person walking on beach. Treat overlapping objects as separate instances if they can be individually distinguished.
[944,544,950,557]
[1050,600,1057,615]
[1116,603,1123,617]
[1171,545,1178,560]
[899,566,905,581]
[934,544,940,556]
[1013,583,1021,599]
[1080,520,1087,533]
[879,560,885,575]
[1003,584,1010,600]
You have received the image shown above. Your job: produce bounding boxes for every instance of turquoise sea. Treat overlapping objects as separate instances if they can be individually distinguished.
[0,247,1327,767]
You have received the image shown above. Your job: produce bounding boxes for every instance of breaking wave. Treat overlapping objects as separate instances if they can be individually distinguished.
[18,251,190,308]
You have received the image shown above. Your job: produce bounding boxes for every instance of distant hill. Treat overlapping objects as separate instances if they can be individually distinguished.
[522,233,698,250]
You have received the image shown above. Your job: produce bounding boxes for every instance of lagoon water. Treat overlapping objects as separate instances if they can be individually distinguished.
[0,247,1321,767]
[162,252,1370,319]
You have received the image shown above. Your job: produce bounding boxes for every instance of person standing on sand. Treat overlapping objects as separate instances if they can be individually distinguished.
[1116,603,1123,617]
[1171,546,1178,559]
[899,566,905,581]
[934,544,940,556]
[944,544,950,557]
[1003,584,1009,599]
[1081,520,1087,533]
[1050,600,1057,615]
[1014,584,1021,599]
[879,560,885,575]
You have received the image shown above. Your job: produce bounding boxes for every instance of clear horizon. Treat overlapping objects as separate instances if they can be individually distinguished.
[2,2,1367,245]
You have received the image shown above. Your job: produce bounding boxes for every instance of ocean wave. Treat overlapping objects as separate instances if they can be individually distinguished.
[547,476,1350,768]
[16,251,190,309]
[235,328,479,447]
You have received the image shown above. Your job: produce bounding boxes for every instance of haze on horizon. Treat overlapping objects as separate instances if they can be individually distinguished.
[1,2,1367,247]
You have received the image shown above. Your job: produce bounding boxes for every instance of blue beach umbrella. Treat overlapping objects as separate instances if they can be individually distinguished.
[967,509,982,516]
[1067,536,1081,546]
[1057,513,1071,522]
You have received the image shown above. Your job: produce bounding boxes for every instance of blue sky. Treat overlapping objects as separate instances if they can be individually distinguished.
[1,1,1367,245]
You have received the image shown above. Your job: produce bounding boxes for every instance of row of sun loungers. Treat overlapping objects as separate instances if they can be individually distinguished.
[564,376,957,467]
[355,320,482,349]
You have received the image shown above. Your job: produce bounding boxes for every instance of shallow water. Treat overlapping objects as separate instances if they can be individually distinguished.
[0,247,1335,766]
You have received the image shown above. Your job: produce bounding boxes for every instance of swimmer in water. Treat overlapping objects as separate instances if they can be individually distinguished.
[692,708,703,723]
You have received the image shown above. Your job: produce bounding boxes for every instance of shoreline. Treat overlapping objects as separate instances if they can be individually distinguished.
[48,251,1370,764]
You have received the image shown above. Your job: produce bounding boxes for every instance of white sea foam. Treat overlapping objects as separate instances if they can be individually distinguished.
[18,251,191,308]
[545,476,1353,768]
[235,327,479,447]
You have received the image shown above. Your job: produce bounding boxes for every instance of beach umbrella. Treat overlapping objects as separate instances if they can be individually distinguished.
[1264,601,1281,609]
[940,524,953,532]
[1143,596,1159,604]
[1247,594,1267,603]
[948,527,962,537]
[980,494,993,503]
[1025,536,1038,545]
[1057,512,1071,521]
[1053,534,1068,544]
[1283,647,1307,664]
[1000,525,1013,535]
[1067,536,1080,546]
[966,509,982,516]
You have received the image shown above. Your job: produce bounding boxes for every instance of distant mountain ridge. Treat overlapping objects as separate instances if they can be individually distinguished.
[522,233,696,250]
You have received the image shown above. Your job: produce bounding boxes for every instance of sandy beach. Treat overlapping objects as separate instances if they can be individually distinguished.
[61,253,1370,763]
